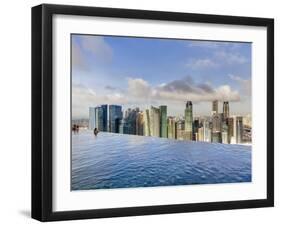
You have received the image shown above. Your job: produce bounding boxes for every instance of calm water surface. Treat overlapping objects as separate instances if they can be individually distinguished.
[72,130,251,190]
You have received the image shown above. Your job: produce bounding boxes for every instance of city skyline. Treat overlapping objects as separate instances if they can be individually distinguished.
[84,100,251,145]
[72,35,252,119]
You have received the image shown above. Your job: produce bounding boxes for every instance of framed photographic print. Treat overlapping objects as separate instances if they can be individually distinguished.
[32,4,274,221]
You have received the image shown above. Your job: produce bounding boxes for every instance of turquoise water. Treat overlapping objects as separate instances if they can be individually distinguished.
[71,130,251,190]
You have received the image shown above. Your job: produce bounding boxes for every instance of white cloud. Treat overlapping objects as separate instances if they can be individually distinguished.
[186,58,218,69]
[215,51,248,65]
[186,41,249,69]
[127,78,152,99]
[72,84,128,119]
[229,74,251,96]
[73,76,242,118]
[126,76,240,103]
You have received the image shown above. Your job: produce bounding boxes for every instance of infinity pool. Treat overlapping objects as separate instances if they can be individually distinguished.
[71,130,251,190]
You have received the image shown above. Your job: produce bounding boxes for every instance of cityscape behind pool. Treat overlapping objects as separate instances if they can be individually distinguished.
[73,100,251,145]
[71,36,252,190]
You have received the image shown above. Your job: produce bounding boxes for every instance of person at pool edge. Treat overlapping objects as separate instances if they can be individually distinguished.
[94,128,99,136]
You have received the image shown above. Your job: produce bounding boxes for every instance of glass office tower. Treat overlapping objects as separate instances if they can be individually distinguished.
[159,105,167,138]
[109,105,122,133]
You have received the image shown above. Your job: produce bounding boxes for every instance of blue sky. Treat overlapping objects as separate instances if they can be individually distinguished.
[72,34,251,119]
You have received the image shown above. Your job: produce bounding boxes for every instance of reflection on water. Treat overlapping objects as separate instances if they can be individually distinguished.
[71,130,251,190]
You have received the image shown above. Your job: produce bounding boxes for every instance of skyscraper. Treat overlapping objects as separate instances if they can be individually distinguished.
[227,117,234,143]
[149,106,160,137]
[193,119,200,134]
[212,131,222,143]
[144,109,150,136]
[95,106,104,131]
[109,105,122,133]
[212,113,222,133]
[221,132,228,144]
[212,100,218,114]
[176,119,185,140]
[223,101,229,119]
[88,107,96,130]
[198,127,204,141]
[93,105,108,132]
[229,116,237,144]
[203,120,211,142]
[211,113,223,143]
[159,105,167,138]
[236,116,243,144]
[136,111,144,136]
[124,108,138,135]
[167,117,176,139]
[118,119,125,134]
[221,120,228,144]
[184,101,193,140]
[101,104,108,131]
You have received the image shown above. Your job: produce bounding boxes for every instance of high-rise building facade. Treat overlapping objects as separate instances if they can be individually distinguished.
[124,108,138,135]
[136,111,144,136]
[109,105,122,133]
[221,120,228,144]
[101,104,108,131]
[203,120,211,142]
[198,127,204,141]
[149,106,160,137]
[184,101,193,140]
[223,101,229,119]
[212,113,222,132]
[167,117,176,139]
[176,119,185,140]
[212,100,218,114]
[95,106,103,131]
[227,117,234,143]
[159,105,167,138]
[221,131,228,144]
[88,107,96,130]
[144,109,151,136]
[236,116,243,144]
[212,131,222,143]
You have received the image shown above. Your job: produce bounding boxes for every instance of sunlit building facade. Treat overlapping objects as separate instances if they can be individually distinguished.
[167,117,176,139]
[159,105,167,138]
[136,111,145,136]
[184,101,193,140]
[149,106,160,137]
[236,116,243,144]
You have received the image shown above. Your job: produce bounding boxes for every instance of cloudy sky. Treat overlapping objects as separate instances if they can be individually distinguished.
[72,34,251,119]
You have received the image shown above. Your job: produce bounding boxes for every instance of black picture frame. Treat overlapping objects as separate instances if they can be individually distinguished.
[32,3,274,222]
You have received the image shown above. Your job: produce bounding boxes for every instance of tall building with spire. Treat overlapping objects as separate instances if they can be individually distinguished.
[184,101,193,140]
